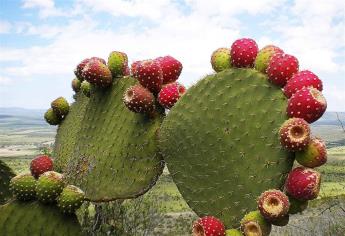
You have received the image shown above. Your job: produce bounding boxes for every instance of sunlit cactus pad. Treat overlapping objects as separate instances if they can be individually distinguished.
[65,77,164,202]
[53,92,89,172]
[0,160,15,204]
[159,68,294,228]
[0,200,84,235]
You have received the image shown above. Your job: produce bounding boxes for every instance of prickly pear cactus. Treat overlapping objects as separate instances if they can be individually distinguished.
[0,160,15,204]
[0,200,84,235]
[65,77,164,202]
[53,92,89,172]
[159,68,294,228]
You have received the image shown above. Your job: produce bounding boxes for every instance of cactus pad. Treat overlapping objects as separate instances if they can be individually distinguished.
[53,92,89,172]
[0,160,15,204]
[0,200,84,235]
[159,69,294,228]
[65,77,164,202]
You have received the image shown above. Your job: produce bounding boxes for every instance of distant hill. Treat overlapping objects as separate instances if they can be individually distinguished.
[0,107,45,118]
[1,107,343,125]
[313,112,345,126]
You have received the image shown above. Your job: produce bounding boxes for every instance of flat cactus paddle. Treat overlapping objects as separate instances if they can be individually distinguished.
[159,68,294,228]
[0,160,15,204]
[65,77,164,202]
[0,200,84,235]
[53,92,89,172]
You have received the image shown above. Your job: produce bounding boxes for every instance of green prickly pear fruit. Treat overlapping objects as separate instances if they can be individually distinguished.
[72,78,81,93]
[108,51,128,77]
[81,80,91,97]
[254,45,283,73]
[51,97,69,117]
[36,171,65,204]
[10,173,36,201]
[240,211,271,236]
[226,229,243,236]
[57,185,85,214]
[44,108,62,125]
[211,47,232,72]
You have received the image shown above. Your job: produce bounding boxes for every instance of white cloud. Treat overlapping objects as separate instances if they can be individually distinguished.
[1,0,344,110]
[271,0,345,73]
[21,0,67,18]
[0,21,11,34]
[0,76,11,85]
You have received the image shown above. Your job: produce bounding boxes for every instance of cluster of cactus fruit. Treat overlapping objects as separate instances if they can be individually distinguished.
[186,38,327,235]
[1,35,329,236]
[9,155,85,214]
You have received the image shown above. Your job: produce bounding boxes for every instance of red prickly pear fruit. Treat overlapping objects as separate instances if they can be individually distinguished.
[279,118,311,151]
[30,155,53,179]
[134,59,163,93]
[74,57,105,81]
[155,55,183,84]
[257,189,290,221]
[192,216,226,236]
[296,137,327,168]
[123,84,155,114]
[267,53,299,87]
[158,82,186,109]
[283,70,323,98]
[82,59,113,88]
[287,87,327,123]
[285,167,321,200]
[230,38,258,68]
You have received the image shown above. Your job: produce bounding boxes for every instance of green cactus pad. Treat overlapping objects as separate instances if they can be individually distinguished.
[53,92,89,172]
[64,77,164,202]
[0,200,84,235]
[159,69,294,228]
[0,160,15,204]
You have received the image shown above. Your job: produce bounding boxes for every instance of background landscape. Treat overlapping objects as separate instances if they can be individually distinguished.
[0,107,344,235]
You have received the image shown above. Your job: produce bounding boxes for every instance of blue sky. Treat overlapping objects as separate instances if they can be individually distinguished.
[0,0,344,111]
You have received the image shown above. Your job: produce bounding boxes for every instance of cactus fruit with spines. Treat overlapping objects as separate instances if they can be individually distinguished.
[279,118,311,151]
[10,173,37,201]
[155,55,183,84]
[36,171,65,203]
[159,68,294,227]
[295,137,327,168]
[211,47,232,72]
[44,108,62,125]
[57,185,85,214]
[51,97,70,117]
[64,76,164,201]
[283,70,323,98]
[0,160,15,204]
[30,155,53,178]
[0,200,84,235]
[108,51,128,77]
[53,92,89,172]
[240,210,271,236]
[267,53,299,87]
[287,87,327,123]
[82,59,112,87]
[254,45,283,73]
